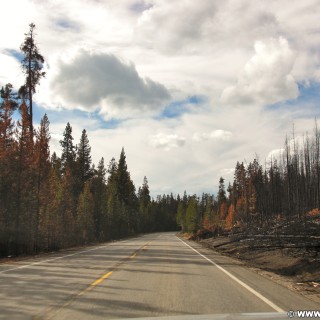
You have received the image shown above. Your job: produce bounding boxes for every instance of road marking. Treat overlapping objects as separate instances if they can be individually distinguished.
[91,271,113,286]
[0,238,151,275]
[31,239,152,319]
[177,236,285,313]
[78,241,151,297]
[0,245,111,274]
[0,238,139,275]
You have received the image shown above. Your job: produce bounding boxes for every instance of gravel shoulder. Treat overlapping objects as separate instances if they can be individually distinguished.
[194,235,320,305]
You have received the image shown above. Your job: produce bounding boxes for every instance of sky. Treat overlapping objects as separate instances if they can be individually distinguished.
[1,0,320,197]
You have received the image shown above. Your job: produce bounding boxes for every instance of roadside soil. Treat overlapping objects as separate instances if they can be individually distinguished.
[193,235,320,305]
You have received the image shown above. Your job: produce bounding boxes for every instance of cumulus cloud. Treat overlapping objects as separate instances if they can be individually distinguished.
[135,1,218,53]
[47,50,170,119]
[193,130,232,142]
[221,37,299,106]
[149,133,186,151]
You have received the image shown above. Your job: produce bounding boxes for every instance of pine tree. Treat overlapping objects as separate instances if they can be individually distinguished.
[15,102,36,254]
[203,195,214,230]
[176,201,186,232]
[76,129,92,190]
[91,157,108,240]
[185,196,198,233]
[43,167,63,251]
[34,114,51,251]
[60,122,76,173]
[0,83,18,112]
[225,204,235,230]
[0,97,15,154]
[138,176,151,232]
[20,23,45,132]
[60,166,76,246]
[116,148,138,235]
[217,177,227,220]
[0,87,17,256]
[117,148,130,205]
[51,152,62,173]
[106,157,120,238]
[77,182,95,244]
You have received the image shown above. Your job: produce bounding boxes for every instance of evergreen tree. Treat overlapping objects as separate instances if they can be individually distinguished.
[77,182,95,244]
[60,166,76,246]
[34,114,51,251]
[117,148,131,205]
[138,176,151,232]
[0,83,18,112]
[203,194,214,230]
[51,152,62,173]
[91,157,107,240]
[217,177,227,219]
[0,89,17,256]
[43,167,63,251]
[116,148,138,235]
[0,95,15,153]
[20,23,45,132]
[76,129,92,188]
[176,201,186,232]
[185,196,198,233]
[60,122,76,173]
[106,157,120,238]
[15,102,36,254]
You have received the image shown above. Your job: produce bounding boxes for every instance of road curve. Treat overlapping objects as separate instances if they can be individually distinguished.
[0,232,318,319]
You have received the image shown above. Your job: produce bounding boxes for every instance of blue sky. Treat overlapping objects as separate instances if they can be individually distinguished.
[266,82,320,119]
[1,0,320,197]
[159,95,206,119]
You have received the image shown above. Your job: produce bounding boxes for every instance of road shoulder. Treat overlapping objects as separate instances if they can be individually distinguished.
[185,234,320,306]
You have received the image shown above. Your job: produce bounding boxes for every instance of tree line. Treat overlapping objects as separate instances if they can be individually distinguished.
[177,124,320,235]
[0,105,179,256]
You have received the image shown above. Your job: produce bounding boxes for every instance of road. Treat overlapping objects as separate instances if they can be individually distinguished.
[0,232,318,319]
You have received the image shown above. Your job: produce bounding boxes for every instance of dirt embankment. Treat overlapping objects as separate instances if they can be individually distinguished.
[196,234,320,304]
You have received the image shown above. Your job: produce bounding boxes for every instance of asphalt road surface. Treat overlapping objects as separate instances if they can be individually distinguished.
[0,232,318,319]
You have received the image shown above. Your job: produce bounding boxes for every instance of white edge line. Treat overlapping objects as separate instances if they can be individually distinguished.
[177,236,284,313]
[0,240,129,274]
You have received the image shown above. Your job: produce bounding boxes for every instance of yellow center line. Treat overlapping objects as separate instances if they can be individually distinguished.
[41,241,153,318]
[78,271,113,296]
[130,252,137,259]
[91,271,113,286]
[78,241,151,297]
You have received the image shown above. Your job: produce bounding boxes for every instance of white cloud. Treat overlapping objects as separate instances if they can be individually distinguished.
[219,168,235,181]
[40,50,170,119]
[0,52,24,87]
[149,133,186,151]
[135,1,218,54]
[265,134,308,168]
[193,130,232,142]
[221,37,299,106]
[266,148,283,163]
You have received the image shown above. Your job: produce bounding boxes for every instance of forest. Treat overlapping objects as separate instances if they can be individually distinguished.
[0,102,180,257]
[177,125,320,239]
